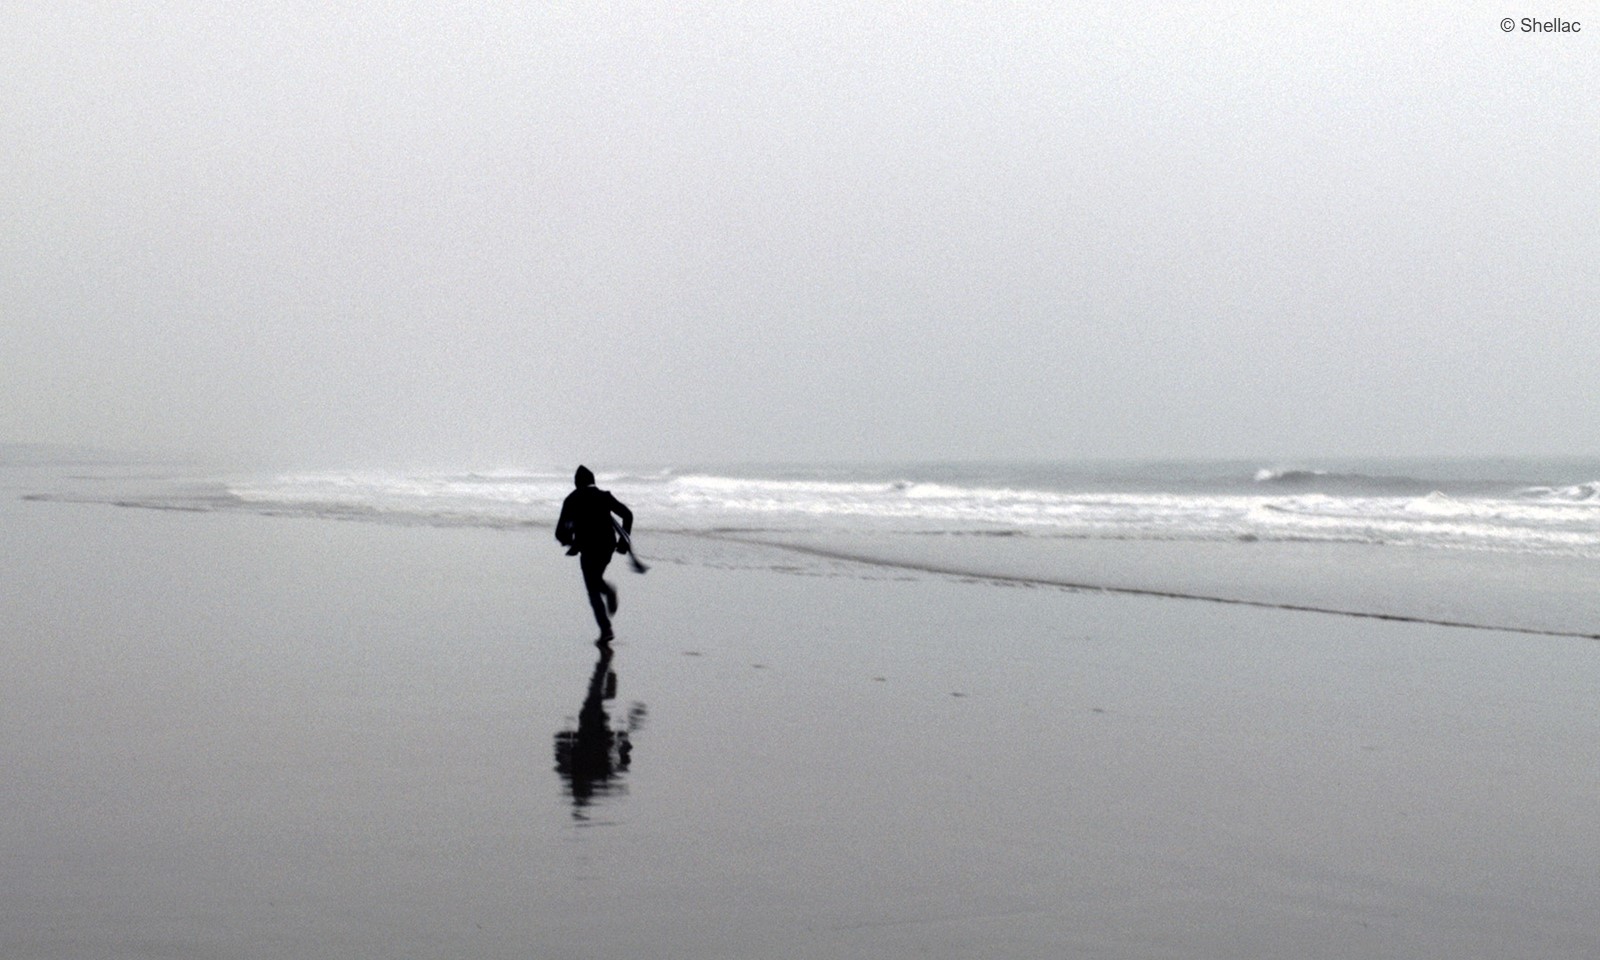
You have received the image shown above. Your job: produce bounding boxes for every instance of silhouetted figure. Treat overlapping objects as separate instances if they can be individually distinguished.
[552,646,646,817]
[556,465,633,644]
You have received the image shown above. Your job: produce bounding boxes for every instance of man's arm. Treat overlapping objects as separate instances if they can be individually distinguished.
[610,495,633,535]
[555,496,575,545]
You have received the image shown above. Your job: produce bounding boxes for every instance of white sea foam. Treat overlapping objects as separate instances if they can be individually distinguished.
[209,468,1600,558]
[1255,467,1328,483]
[1520,480,1600,502]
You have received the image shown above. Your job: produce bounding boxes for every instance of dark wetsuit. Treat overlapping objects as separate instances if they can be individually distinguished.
[557,484,633,637]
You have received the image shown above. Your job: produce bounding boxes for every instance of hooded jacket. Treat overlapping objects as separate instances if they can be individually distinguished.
[556,466,632,554]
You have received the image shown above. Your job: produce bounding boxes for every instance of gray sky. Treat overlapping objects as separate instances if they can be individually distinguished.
[3,2,1595,467]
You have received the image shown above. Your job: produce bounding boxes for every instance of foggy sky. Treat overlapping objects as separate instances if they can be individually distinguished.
[4,2,1596,467]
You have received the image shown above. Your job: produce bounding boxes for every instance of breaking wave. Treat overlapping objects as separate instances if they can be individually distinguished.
[19,465,1574,560]
[1251,468,1438,495]
[1519,480,1600,502]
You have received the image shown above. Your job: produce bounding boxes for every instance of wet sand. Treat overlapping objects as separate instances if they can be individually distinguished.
[3,497,1599,958]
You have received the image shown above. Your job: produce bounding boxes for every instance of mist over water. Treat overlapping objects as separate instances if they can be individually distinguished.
[4,5,1598,465]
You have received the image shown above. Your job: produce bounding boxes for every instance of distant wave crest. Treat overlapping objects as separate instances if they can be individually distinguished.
[1518,480,1600,502]
[1252,467,1434,494]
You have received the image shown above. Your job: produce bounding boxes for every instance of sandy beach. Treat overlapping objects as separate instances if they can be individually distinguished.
[4,492,1599,959]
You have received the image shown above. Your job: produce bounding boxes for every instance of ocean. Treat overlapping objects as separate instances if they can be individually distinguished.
[23,452,1600,555]
[14,448,1600,637]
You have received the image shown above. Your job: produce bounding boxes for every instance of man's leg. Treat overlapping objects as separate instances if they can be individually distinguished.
[580,551,615,638]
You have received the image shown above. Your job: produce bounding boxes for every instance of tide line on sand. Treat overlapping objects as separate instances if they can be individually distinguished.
[706,533,1600,642]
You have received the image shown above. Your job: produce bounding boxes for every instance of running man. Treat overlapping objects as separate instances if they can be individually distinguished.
[556,465,634,644]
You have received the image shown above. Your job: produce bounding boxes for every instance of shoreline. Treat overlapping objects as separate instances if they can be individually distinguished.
[698,531,1600,641]
[23,484,1600,641]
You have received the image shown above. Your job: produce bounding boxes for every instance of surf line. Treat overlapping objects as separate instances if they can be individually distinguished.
[703,533,1600,642]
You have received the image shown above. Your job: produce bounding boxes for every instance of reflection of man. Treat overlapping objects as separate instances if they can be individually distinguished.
[553,646,644,815]
[555,465,633,644]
